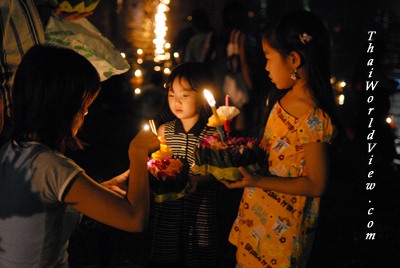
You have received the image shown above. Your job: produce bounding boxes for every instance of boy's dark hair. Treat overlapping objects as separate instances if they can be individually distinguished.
[11,44,100,151]
[262,10,340,135]
[160,62,214,123]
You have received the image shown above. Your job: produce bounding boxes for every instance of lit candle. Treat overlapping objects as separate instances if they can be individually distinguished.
[203,89,219,119]
[203,89,225,141]
[224,95,231,136]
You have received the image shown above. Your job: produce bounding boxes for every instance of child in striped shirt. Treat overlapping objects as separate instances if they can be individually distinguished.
[147,62,218,268]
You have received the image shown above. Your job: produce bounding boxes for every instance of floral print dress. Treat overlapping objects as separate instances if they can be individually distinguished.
[229,102,335,268]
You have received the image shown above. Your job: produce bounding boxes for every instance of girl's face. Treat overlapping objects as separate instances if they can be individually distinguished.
[72,91,99,136]
[262,39,294,90]
[168,77,200,121]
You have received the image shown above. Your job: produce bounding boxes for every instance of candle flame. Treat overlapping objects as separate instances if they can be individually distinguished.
[203,89,216,107]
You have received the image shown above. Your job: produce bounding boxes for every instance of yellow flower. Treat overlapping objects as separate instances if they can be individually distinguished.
[207,114,226,127]
[151,143,173,160]
[151,148,171,160]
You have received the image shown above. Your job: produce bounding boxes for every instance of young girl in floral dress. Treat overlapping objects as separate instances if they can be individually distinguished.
[221,10,338,268]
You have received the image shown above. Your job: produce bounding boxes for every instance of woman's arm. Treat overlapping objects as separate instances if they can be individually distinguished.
[220,142,329,197]
[63,130,160,232]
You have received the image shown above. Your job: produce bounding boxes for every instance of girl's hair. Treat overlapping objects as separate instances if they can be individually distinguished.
[12,44,100,151]
[262,10,337,127]
[160,62,214,123]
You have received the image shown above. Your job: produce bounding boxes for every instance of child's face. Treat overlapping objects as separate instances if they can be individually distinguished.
[262,39,294,90]
[168,77,200,121]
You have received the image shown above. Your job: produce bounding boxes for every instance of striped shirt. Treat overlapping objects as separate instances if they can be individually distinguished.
[150,118,219,267]
[164,118,216,173]
[1,0,45,117]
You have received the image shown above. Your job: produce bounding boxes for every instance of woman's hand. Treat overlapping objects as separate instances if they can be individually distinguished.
[129,130,160,160]
[101,170,129,196]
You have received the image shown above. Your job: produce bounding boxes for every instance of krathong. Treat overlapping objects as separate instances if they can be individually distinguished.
[191,95,265,181]
[147,137,188,202]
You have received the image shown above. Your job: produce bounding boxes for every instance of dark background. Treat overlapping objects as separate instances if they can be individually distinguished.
[65,0,400,267]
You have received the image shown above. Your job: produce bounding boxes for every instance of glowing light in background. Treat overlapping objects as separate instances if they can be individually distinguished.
[117,0,123,14]
[336,80,346,92]
[134,69,142,77]
[337,94,345,105]
[163,67,171,75]
[153,0,170,63]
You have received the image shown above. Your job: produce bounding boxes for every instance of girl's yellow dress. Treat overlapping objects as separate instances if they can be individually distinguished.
[229,102,335,268]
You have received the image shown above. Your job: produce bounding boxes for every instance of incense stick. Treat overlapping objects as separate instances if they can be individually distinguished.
[149,119,157,135]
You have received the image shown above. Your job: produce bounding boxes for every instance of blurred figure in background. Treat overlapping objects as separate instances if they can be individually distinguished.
[172,8,216,67]
[0,0,45,143]
[218,1,253,136]
[0,0,93,145]
[182,8,216,67]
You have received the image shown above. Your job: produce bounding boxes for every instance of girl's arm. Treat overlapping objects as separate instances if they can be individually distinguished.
[220,142,329,197]
[63,130,160,232]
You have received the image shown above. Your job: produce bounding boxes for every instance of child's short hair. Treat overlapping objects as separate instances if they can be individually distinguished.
[161,62,215,122]
[12,44,100,150]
